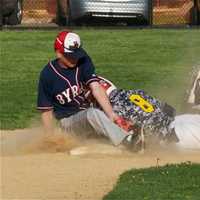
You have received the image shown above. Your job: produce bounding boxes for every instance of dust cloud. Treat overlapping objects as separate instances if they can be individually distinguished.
[1,128,200,200]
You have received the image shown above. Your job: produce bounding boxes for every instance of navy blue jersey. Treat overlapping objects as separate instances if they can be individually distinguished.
[37,55,99,119]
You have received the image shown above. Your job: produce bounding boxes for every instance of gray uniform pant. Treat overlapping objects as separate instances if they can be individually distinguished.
[60,108,128,146]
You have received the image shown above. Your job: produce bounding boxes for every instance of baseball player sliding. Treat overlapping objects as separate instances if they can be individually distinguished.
[86,76,200,151]
[37,31,135,148]
[37,30,200,152]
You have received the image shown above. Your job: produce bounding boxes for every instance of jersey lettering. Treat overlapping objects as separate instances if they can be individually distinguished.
[56,94,65,104]
[62,89,71,102]
[56,85,80,104]
[71,85,79,97]
[129,94,154,113]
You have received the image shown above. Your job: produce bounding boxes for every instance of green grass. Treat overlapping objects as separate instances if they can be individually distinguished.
[0,29,200,129]
[103,162,200,200]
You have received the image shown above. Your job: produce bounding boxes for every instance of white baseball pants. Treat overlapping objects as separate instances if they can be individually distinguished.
[60,108,129,146]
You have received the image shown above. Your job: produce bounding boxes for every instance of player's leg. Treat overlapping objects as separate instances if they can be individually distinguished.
[60,109,93,137]
[60,107,129,146]
[170,114,200,150]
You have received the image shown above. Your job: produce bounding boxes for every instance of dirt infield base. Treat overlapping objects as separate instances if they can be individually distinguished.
[1,128,200,200]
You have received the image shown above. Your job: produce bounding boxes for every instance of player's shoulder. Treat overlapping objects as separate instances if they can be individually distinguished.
[78,52,94,69]
[40,59,57,78]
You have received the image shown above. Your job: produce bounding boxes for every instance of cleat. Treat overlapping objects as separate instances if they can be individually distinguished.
[123,125,145,153]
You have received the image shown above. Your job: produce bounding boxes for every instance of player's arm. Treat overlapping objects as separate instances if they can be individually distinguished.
[89,81,134,132]
[41,109,54,136]
[81,57,116,120]
[82,57,132,130]
[89,81,118,122]
[37,69,55,137]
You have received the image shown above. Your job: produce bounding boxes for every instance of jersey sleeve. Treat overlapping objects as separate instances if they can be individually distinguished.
[37,71,53,110]
[81,56,99,85]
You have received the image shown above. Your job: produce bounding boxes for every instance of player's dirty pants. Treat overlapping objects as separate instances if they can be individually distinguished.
[60,108,128,146]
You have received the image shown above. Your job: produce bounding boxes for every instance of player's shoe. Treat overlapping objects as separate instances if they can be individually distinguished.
[164,128,179,143]
[123,125,145,153]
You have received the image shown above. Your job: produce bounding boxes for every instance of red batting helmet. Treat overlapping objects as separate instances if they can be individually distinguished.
[54,31,84,59]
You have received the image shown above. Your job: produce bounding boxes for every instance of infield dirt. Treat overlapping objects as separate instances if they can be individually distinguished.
[1,128,200,200]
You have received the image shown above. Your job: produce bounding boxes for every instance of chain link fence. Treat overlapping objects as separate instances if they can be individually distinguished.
[23,0,57,25]
[1,0,200,28]
[153,0,199,25]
